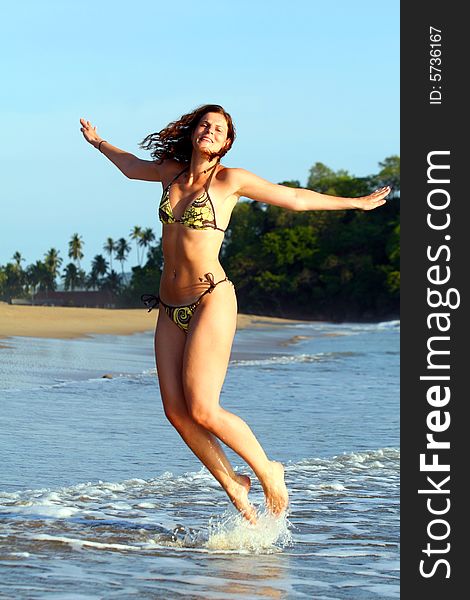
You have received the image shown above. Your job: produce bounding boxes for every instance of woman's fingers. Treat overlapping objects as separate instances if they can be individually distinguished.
[356,186,392,210]
[79,117,96,130]
[79,117,99,145]
[371,186,391,198]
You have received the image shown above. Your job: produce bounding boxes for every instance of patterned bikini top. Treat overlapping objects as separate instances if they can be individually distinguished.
[159,163,226,233]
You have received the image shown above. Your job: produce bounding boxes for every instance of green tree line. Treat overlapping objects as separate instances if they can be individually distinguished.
[221,156,400,320]
[1,157,399,320]
[0,228,156,303]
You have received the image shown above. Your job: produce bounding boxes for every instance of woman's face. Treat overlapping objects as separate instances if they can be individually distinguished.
[192,112,229,156]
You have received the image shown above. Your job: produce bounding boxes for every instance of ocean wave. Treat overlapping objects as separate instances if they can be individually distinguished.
[292,447,400,471]
[230,351,361,367]
[0,448,397,557]
[291,319,400,334]
[1,448,399,514]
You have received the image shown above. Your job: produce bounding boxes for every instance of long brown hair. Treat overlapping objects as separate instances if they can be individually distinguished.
[139,104,236,164]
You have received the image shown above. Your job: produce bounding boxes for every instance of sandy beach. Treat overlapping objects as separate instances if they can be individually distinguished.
[0,302,306,342]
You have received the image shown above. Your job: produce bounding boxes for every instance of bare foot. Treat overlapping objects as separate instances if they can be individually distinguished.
[226,474,258,525]
[261,461,289,516]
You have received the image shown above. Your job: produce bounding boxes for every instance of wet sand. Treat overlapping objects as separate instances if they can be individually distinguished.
[0,302,308,341]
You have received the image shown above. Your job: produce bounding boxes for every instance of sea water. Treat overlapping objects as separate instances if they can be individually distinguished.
[0,319,399,599]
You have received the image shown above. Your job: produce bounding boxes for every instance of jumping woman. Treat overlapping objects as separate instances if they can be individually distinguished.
[80,104,390,524]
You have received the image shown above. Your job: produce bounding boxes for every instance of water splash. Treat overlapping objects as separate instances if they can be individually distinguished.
[205,507,293,553]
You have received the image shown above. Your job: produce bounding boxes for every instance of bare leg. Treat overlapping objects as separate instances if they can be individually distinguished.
[155,307,257,523]
[183,283,289,516]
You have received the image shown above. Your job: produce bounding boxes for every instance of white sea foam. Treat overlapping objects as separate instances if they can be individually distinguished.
[290,319,400,334]
[12,504,79,519]
[292,448,399,474]
[318,483,347,491]
[32,534,142,552]
[1,449,398,513]
[136,502,157,509]
[231,351,358,367]
[205,508,293,553]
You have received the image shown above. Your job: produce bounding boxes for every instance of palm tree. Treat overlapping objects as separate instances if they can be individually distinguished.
[26,260,50,300]
[62,263,79,291]
[138,227,156,266]
[0,267,7,298]
[101,269,122,294]
[115,238,131,276]
[76,268,87,289]
[86,270,100,291]
[3,263,23,298]
[103,237,116,271]
[44,248,63,291]
[10,251,25,295]
[130,226,143,265]
[12,251,24,269]
[69,233,84,268]
[90,254,109,288]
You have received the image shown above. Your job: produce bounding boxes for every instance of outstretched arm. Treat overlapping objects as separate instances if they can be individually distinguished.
[79,118,164,181]
[231,168,391,211]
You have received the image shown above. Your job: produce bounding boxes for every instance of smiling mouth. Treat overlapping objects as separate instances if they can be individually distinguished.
[200,137,212,143]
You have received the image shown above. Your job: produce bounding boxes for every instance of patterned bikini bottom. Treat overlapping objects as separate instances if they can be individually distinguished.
[141,272,233,334]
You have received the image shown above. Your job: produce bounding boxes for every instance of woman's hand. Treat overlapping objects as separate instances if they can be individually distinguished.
[350,186,392,211]
[80,117,102,148]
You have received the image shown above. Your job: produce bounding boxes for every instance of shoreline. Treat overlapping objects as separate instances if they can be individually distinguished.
[0,303,309,343]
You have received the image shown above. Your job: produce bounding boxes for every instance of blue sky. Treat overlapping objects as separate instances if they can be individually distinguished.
[1,0,399,272]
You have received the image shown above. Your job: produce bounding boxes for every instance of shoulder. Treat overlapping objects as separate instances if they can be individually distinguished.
[216,166,253,195]
[219,166,274,198]
[213,166,253,202]
[217,166,249,181]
